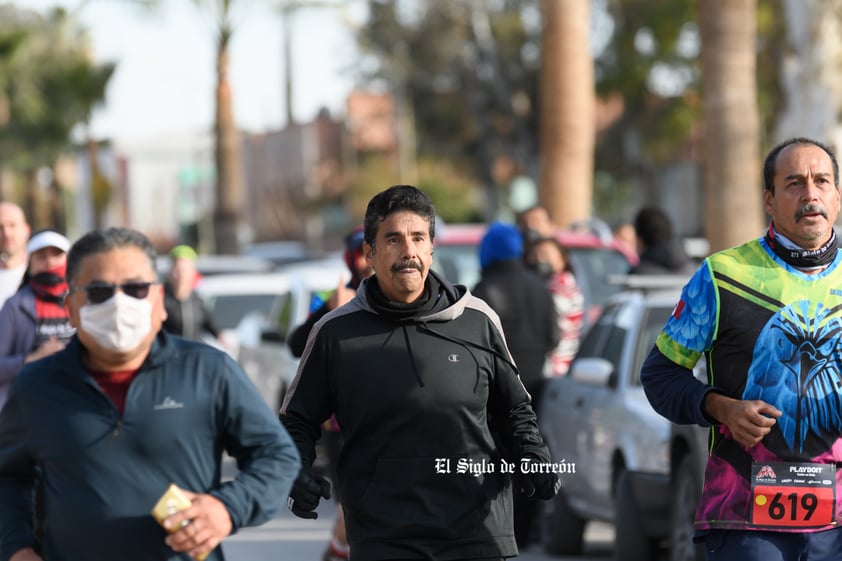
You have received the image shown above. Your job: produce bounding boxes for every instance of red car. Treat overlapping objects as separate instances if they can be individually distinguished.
[432,222,638,329]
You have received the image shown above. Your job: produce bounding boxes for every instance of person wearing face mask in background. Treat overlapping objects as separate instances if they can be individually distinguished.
[0,227,300,561]
[0,230,75,553]
[524,236,585,377]
[0,230,74,413]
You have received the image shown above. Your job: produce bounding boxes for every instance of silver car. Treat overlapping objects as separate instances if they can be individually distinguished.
[538,282,704,561]
[196,258,347,411]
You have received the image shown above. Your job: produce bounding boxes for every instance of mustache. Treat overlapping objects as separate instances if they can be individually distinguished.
[391,260,423,273]
[796,204,828,221]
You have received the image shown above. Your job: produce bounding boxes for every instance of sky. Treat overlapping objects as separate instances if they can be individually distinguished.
[15,0,362,142]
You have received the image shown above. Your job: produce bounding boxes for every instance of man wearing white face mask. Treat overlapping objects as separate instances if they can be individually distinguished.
[0,227,301,561]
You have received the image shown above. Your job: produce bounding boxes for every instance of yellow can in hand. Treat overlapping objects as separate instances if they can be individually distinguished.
[151,483,208,561]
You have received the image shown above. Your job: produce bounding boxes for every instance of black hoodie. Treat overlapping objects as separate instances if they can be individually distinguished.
[280,270,551,560]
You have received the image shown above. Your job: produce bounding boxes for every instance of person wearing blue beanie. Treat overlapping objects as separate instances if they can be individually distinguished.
[479,222,524,269]
[473,220,560,548]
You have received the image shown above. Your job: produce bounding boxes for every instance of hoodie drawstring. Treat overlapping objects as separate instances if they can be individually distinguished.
[401,324,425,387]
[417,321,520,392]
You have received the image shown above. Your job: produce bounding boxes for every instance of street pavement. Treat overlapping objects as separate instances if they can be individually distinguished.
[222,498,615,561]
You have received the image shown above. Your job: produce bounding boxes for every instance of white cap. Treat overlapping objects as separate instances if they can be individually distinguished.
[27,230,70,254]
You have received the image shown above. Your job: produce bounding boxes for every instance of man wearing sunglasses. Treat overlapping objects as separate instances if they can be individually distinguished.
[0,227,301,561]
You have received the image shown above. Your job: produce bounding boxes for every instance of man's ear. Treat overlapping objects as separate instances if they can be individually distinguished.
[65,296,79,328]
[154,284,167,321]
[763,189,774,217]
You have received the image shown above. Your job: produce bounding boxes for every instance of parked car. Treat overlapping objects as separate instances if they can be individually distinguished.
[194,258,346,411]
[240,240,314,266]
[537,279,707,561]
[237,259,350,404]
[194,272,296,411]
[156,253,275,280]
[667,404,708,561]
[432,222,638,330]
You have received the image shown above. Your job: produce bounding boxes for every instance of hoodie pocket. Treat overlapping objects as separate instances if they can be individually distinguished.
[352,456,493,540]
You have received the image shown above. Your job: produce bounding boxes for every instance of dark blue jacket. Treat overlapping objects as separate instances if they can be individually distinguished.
[0,288,38,409]
[0,332,300,561]
[0,287,75,411]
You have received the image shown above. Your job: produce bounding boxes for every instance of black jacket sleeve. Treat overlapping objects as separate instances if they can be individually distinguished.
[288,302,331,358]
[279,329,333,467]
[485,324,552,463]
[640,345,719,427]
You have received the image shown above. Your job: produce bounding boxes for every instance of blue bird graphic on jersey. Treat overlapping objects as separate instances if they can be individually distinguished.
[743,300,842,456]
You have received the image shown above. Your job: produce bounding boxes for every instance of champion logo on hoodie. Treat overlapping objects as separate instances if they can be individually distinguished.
[447,354,462,363]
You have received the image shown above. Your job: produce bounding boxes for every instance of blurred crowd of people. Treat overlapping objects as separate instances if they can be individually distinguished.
[0,184,696,560]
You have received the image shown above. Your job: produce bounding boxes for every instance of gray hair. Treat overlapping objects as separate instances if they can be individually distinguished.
[66,227,157,285]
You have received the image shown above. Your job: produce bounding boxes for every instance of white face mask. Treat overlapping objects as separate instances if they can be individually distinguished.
[79,291,153,353]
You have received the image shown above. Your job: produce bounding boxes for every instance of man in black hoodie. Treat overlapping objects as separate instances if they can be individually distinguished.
[280,185,558,561]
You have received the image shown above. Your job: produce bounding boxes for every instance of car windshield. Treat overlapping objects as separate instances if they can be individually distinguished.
[433,244,482,289]
[630,305,674,385]
[204,293,286,330]
[567,247,635,308]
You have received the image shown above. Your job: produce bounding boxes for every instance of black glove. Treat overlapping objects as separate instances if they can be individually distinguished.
[287,468,331,519]
[520,470,560,500]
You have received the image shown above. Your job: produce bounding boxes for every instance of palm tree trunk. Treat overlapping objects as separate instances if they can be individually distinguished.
[213,27,245,254]
[699,0,763,252]
[539,0,594,229]
[87,138,110,230]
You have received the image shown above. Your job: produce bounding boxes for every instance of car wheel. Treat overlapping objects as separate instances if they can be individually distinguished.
[614,470,657,561]
[543,487,585,555]
[670,455,703,561]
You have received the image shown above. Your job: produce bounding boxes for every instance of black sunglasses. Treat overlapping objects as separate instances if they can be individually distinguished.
[74,281,158,304]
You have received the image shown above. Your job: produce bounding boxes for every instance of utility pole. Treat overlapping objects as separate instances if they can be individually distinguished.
[277,0,344,127]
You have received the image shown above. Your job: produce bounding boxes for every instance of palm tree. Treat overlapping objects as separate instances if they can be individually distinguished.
[539,0,594,229]
[0,27,27,201]
[127,0,245,252]
[699,0,763,251]
[206,0,245,254]
[0,6,113,230]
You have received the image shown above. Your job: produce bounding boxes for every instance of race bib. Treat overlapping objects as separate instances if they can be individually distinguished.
[750,461,835,528]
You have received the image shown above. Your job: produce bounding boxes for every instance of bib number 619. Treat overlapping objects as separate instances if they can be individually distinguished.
[766,491,818,521]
